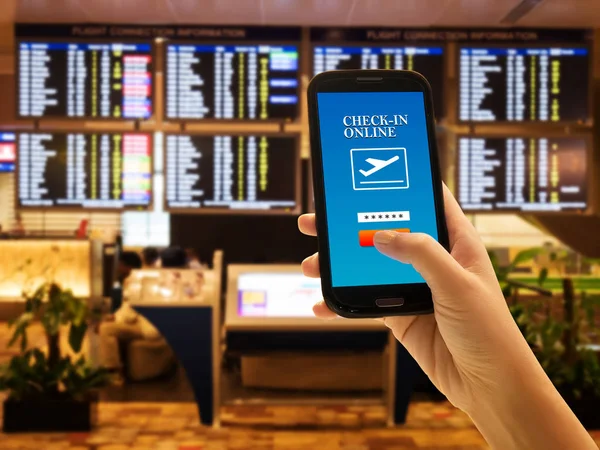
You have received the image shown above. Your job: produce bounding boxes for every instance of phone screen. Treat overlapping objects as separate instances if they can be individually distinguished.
[317,91,439,288]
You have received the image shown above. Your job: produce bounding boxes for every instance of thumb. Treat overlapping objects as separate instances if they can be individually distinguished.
[373,231,468,297]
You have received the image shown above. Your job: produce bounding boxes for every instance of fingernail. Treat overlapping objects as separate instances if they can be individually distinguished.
[373,230,396,246]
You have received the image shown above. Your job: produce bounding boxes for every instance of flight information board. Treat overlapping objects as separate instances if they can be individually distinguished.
[457,136,588,212]
[165,44,299,120]
[17,42,153,119]
[165,134,298,212]
[313,46,444,115]
[0,133,16,173]
[459,47,590,122]
[18,132,152,209]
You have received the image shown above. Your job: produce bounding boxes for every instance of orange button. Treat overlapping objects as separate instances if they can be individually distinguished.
[359,229,410,247]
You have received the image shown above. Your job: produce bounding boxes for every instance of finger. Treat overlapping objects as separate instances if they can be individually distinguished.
[301,253,320,278]
[298,214,317,236]
[313,300,338,320]
[373,231,468,296]
[442,184,483,247]
[442,184,476,239]
[442,184,494,275]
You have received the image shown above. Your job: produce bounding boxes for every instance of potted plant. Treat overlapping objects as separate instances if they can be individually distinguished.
[487,247,553,346]
[490,247,600,428]
[527,279,600,429]
[0,282,111,432]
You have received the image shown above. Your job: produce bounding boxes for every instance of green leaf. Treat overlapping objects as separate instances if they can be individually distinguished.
[581,293,596,327]
[488,250,500,272]
[537,268,548,287]
[61,356,111,398]
[68,322,88,353]
[500,283,512,299]
[1,281,109,400]
[7,312,34,351]
[555,250,570,262]
[510,247,544,269]
[31,349,47,373]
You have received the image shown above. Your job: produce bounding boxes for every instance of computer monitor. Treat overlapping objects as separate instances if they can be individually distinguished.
[164,42,300,121]
[457,135,590,212]
[0,133,15,172]
[164,133,300,214]
[17,41,153,120]
[312,45,444,117]
[225,264,383,331]
[17,132,152,210]
[458,45,591,123]
[310,27,445,118]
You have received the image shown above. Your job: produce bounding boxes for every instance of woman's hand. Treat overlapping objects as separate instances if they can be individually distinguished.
[298,185,596,450]
[299,184,526,411]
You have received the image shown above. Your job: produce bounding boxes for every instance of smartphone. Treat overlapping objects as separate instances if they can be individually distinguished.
[307,70,449,318]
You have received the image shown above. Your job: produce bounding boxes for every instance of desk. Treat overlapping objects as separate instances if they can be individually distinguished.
[225,325,418,425]
[129,252,223,426]
[225,264,420,426]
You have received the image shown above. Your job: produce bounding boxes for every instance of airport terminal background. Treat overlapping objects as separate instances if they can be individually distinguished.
[0,1,600,449]
[3,26,598,254]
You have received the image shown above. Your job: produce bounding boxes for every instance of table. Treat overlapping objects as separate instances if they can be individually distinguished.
[224,263,421,426]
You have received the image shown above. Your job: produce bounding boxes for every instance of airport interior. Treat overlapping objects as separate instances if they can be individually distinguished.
[0,0,599,449]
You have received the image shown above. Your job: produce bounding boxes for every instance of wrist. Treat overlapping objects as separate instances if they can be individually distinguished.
[466,345,595,450]
[466,355,549,448]
[462,317,547,417]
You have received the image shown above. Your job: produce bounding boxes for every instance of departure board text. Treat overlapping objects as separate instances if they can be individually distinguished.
[165,134,297,211]
[458,136,588,212]
[459,47,589,122]
[313,46,444,115]
[18,42,153,119]
[18,132,152,209]
[165,44,299,120]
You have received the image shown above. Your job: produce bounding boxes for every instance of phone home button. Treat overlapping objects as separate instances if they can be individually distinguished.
[375,297,405,308]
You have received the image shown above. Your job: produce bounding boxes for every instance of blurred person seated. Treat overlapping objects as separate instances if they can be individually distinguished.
[100,250,174,382]
[116,251,142,285]
[185,248,204,269]
[141,246,160,268]
[161,246,188,268]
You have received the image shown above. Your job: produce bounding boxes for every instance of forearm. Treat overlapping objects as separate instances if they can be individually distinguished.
[468,351,596,450]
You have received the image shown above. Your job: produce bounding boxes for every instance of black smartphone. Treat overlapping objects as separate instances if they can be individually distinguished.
[307,70,449,318]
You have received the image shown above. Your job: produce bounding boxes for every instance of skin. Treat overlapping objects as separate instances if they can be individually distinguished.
[298,185,597,450]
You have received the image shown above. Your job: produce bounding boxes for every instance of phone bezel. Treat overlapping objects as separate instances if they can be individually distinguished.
[307,69,449,318]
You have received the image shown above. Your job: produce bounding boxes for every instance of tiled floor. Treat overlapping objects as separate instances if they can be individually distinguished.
[1,324,599,449]
[0,401,487,450]
[0,401,598,450]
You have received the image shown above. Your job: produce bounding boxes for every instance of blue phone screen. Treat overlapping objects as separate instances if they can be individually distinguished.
[317,91,439,288]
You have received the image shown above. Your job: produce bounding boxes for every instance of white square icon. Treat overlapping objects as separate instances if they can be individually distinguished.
[350,147,409,191]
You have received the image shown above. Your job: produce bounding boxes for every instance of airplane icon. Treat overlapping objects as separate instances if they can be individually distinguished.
[359,156,400,177]
[350,147,409,191]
